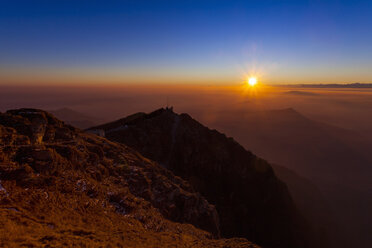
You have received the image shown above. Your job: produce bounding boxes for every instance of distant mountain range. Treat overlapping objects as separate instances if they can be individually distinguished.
[205,107,372,189]
[49,107,106,129]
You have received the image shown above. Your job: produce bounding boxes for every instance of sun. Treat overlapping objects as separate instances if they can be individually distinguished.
[248,77,257,86]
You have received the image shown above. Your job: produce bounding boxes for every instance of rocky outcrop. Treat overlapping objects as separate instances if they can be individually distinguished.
[88,108,310,248]
[0,109,260,247]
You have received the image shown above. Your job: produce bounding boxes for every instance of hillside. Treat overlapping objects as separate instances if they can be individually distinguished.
[88,108,311,248]
[0,108,259,247]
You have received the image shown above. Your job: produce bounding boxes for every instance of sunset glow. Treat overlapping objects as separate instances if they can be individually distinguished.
[248,77,257,86]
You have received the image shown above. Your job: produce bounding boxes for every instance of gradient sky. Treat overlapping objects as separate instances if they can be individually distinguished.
[1,0,372,85]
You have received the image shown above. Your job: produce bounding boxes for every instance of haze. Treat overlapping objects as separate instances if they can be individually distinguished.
[1,1,372,248]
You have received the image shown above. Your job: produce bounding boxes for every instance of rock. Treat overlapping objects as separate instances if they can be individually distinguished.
[32,149,54,161]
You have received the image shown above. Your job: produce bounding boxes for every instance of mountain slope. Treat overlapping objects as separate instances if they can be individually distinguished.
[88,108,310,248]
[200,107,372,248]
[0,108,260,247]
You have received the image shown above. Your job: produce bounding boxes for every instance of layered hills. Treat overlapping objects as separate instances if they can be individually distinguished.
[49,107,105,129]
[206,107,372,189]
[202,107,372,247]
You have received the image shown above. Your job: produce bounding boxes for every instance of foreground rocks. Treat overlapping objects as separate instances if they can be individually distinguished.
[0,109,259,247]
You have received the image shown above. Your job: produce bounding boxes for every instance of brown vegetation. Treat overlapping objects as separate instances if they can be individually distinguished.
[0,109,259,247]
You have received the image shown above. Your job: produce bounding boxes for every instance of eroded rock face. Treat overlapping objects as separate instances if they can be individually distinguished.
[0,109,256,247]
[89,108,310,248]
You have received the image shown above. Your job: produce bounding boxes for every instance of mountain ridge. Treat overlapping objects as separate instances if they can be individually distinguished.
[88,107,312,248]
[0,108,262,247]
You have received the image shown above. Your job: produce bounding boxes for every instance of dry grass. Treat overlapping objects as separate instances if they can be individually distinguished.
[0,109,259,248]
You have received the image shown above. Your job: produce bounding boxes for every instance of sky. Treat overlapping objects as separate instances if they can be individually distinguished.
[1,0,372,85]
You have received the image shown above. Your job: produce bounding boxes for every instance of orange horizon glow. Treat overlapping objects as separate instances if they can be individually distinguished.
[1,64,371,86]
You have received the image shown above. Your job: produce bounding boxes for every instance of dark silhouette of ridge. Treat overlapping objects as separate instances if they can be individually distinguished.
[88,108,312,248]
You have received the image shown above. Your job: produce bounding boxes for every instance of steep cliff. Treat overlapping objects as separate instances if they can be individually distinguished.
[88,108,310,248]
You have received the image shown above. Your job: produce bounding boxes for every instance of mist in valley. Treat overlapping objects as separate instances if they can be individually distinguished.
[1,84,371,247]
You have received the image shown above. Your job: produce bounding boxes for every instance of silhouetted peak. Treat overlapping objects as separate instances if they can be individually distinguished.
[282,107,299,114]
[268,107,308,120]
[147,106,176,118]
[94,108,310,248]
[87,107,178,133]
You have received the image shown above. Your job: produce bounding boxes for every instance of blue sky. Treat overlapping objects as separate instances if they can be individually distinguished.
[1,0,372,84]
